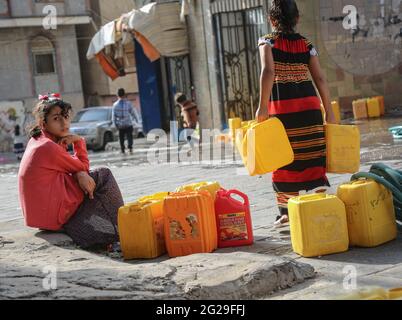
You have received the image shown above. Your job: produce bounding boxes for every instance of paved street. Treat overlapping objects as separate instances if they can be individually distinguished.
[1,116,402,300]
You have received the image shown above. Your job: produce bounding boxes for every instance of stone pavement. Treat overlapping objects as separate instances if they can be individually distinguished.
[1,117,402,300]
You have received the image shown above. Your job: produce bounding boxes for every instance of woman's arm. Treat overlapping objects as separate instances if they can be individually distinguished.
[256,44,275,122]
[309,56,337,124]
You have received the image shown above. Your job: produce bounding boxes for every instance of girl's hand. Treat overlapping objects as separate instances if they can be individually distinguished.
[255,106,269,123]
[75,172,96,200]
[58,135,82,147]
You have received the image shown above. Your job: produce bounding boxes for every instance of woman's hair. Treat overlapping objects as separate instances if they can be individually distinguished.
[269,0,300,33]
[28,97,72,138]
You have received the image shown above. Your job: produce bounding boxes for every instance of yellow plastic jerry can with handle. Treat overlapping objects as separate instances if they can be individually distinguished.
[118,200,166,260]
[326,124,361,174]
[367,98,381,118]
[235,118,294,176]
[374,96,385,116]
[288,193,349,258]
[228,118,242,140]
[353,99,368,120]
[138,192,170,203]
[331,101,341,124]
[176,182,221,200]
[337,179,397,247]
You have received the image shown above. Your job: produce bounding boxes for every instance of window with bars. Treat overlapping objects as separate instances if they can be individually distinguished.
[31,36,57,76]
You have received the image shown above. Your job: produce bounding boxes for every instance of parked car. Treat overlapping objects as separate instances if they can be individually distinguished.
[70,106,139,151]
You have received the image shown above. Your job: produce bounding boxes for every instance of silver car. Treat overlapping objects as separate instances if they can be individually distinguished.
[70,106,138,151]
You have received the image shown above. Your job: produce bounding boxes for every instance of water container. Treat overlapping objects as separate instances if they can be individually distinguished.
[176,182,221,200]
[138,192,170,203]
[353,99,368,120]
[235,118,294,176]
[118,200,166,260]
[326,124,361,174]
[374,96,385,116]
[367,98,381,118]
[337,179,397,247]
[228,118,242,139]
[331,101,341,124]
[163,191,218,258]
[288,193,349,258]
[215,189,254,248]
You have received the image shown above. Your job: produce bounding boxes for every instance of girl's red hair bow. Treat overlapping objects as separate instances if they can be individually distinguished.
[38,93,61,101]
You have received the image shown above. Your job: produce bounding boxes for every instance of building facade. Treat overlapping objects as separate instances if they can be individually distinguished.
[0,0,91,151]
[137,0,402,130]
[76,0,140,111]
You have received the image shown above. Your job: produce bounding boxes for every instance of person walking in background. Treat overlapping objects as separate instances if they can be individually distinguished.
[112,88,138,155]
[256,0,337,228]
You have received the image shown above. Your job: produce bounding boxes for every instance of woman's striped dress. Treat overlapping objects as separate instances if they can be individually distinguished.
[258,32,330,218]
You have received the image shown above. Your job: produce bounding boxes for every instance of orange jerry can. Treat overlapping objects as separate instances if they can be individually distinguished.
[353,99,368,120]
[163,191,218,258]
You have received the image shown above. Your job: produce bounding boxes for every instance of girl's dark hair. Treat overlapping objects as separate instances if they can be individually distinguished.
[269,0,300,33]
[174,92,187,105]
[29,99,72,138]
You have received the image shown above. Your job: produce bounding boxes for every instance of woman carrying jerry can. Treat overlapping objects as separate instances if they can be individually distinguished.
[256,0,338,227]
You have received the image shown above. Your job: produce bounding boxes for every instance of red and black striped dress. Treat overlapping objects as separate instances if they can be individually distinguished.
[258,32,330,218]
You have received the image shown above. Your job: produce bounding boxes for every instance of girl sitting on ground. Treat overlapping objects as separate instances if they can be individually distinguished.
[18,94,124,249]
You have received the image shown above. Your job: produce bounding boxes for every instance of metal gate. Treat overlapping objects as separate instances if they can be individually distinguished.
[213,7,268,123]
[165,55,194,129]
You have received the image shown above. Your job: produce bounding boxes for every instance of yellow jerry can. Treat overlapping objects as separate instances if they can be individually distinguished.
[337,179,397,247]
[176,181,222,200]
[353,99,368,120]
[235,118,294,176]
[367,98,381,118]
[326,124,361,174]
[228,118,242,139]
[138,192,170,203]
[331,101,342,124]
[118,201,166,260]
[374,96,385,116]
[288,193,349,258]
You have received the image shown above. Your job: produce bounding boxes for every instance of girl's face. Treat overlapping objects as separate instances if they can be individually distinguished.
[42,106,71,138]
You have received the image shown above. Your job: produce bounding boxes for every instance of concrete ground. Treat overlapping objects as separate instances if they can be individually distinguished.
[0,116,401,300]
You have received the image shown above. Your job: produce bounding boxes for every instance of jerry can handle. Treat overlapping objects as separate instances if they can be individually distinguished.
[298,193,328,201]
[227,190,249,207]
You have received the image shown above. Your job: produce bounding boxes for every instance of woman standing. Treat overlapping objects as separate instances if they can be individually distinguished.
[256,0,337,227]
